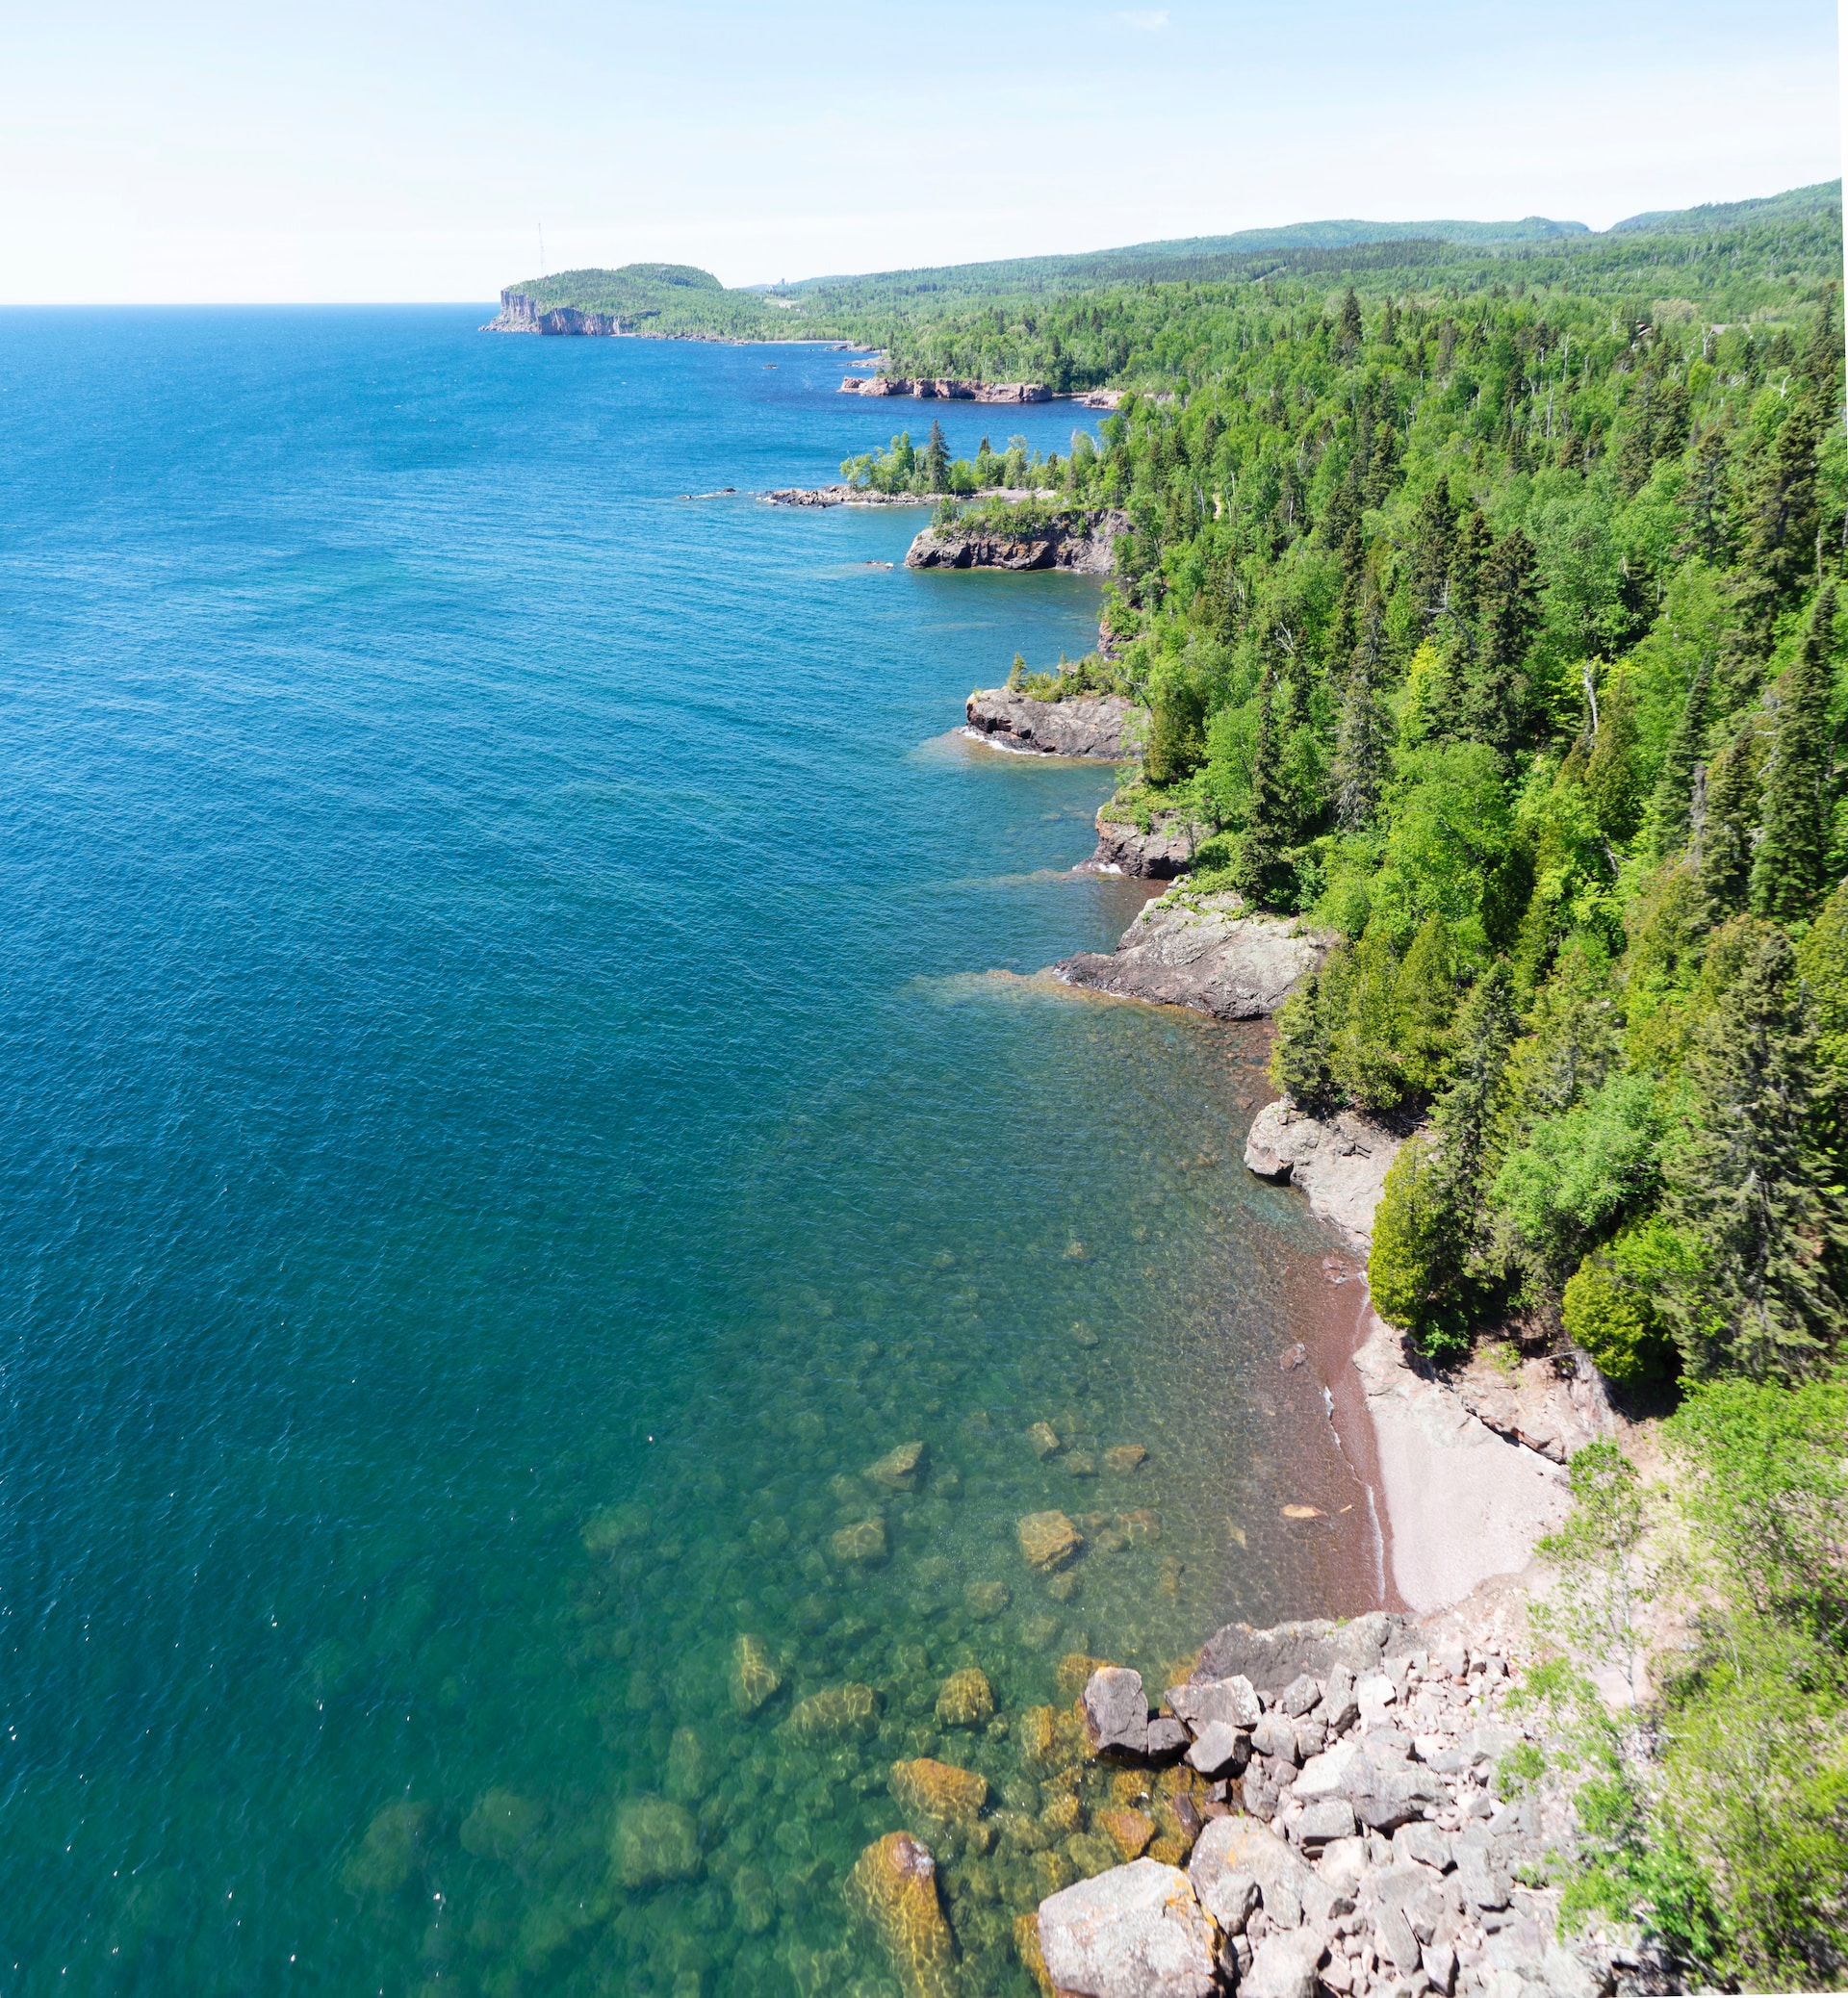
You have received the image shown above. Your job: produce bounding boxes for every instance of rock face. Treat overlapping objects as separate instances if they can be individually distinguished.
[1052,893,1325,1020]
[1080,807,1203,880]
[1243,1101,1405,1254]
[485,290,635,335]
[908,508,1130,575]
[1037,1858,1221,1998]
[840,375,1053,401]
[965,688,1141,759]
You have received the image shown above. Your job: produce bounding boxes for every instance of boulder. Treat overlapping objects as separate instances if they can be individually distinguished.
[1018,1510,1086,1571]
[1240,1930,1325,1998]
[788,1682,880,1741]
[1037,1858,1220,1998]
[1242,1102,1405,1254]
[1029,1421,1064,1458]
[832,1518,889,1564]
[1145,1716,1189,1759]
[1183,1722,1248,1777]
[1294,1738,1446,1832]
[729,1632,782,1715]
[964,687,1141,759]
[847,1832,961,1998]
[1187,1815,1315,1928]
[1194,1614,1408,1695]
[1104,1445,1148,1473]
[1084,1667,1150,1756]
[1097,1807,1157,1861]
[867,1441,927,1489]
[1080,808,1202,880]
[936,1667,995,1728]
[1296,1799,1356,1845]
[610,1796,700,1887]
[1053,894,1324,1021]
[890,1756,988,1830]
[1165,1676,1260,1732]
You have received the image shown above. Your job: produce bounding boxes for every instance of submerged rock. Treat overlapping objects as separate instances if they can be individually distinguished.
[868,1440,928,1490]
[581,1499,652,1554]
[458,1788,541,1865]
[891,1756,989,1829]
[832,1517,889,1564]
[1018,1510,1085,1571]
[936,1666,996,1728]
[341,1800,428,1900]
[964,1579,1011,1620]
[730,1632,783,1715]
[846,1831,961,1998]
[1037,1858,1220,1998]
[1104,1445,1148,1474]
[1052,893,1325,1020]
[1028,1421,1063,1459]
[610,1796,700,1887]
[788,1682,880,1741]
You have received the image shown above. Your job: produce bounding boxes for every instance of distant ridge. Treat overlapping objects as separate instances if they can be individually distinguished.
[1609,179,1842,235]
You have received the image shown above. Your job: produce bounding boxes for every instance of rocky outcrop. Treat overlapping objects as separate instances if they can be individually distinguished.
[1448,1351,1612,1467]
[1243,1102,1405,1254]
[1053,893,1325,1020]
[763,485,933,508]
[840,376,1052,401]
[965,688,1141,759]
[907,508,1129,576]
[1038,1859,1221,1998]
[1081,807,1204,880]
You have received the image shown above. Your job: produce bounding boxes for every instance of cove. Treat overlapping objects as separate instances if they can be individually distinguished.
[0,308,1374,1995]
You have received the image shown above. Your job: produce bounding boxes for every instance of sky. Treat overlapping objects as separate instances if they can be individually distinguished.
[1,0,1840,304]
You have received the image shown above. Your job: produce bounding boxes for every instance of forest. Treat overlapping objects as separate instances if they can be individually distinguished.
[899,196,1848,1982]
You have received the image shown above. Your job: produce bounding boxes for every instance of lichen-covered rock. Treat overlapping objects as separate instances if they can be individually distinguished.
[1242,1100,1404,1253]
[788,1682,879,1741]
[868,1440,928,1489]
[965,687,1141,758]
[892,1756,989,1829]
[1187,1814,1314,1926]
[1016,1908,1059,1997]
[730,1632,782,1714]
[1053,892,1325,1020]
[1083,1666,1149,1756]
[1037,1858,1220,1998]
[936,1666,995,1728]
[1097,1808,1156,1860]
[1018,1510,1085,1571]
[846,1831,961,1998]
[832,1517,889,1564]
[610,1796,700,1887]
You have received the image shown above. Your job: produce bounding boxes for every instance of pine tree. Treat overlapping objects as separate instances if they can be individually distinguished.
[1661,923,1848,1378]
[1332,623,1393,831]
[1335,287,1363,360]
[1465,527,1540,756]
[1741,391,1826,617]
[1648,651,1712,857]
[1233,665,1292,905]
[1449,506,1493,625]
[1409,480,1458,633]
[1751,584,1836,922]
[923,418,950,494]
[1697,727,1758,921]
[1800,281,1842,397]
[1585,672,1644,848]
[1681,427,1732,567]
[1395,915,1457,1097]
[1331,927,1405,1112]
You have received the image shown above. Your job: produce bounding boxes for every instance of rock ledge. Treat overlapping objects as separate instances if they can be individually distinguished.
[1053,892,1326,1019]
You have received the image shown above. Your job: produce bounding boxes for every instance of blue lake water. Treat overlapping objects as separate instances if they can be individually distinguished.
[0,309,1373,1995]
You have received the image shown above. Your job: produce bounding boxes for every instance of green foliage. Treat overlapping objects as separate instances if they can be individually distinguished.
[1561,1249,1671,1384]
[1368,1135,1457,1350]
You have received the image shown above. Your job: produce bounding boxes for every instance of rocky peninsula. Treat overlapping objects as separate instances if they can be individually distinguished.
[1052,891,1327,1022]
[907,508,1129,576]
[839,377,1123,410]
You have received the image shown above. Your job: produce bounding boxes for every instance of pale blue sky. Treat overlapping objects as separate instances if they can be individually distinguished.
[1,0,1839,302]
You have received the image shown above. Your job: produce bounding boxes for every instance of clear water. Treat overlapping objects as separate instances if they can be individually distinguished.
[0,310,1373,1996]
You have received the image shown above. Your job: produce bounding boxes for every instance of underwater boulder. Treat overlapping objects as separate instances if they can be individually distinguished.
[788,1682,880,1741]
[340,1800,428,1901]
[582,1500,652,1554]
[610,1795,700,1887]
[1016,1511,1084,1572]
[1104,1445,1148,1473]
[730,1632,783,1715]
[963,1579,1010,1621]
[935,1667,994,1728]
[458,1788,541,1866]
[665,1727,708,1804]
[891,1756,988,1830]
[867,1441,927,1490]
[831,1518,889,1564]
[846,1831,961,1998]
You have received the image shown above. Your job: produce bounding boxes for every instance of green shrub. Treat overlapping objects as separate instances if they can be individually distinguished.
[1562,1254,1671,1384]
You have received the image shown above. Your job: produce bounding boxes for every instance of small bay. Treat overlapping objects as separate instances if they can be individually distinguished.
[0,310,1373,1994]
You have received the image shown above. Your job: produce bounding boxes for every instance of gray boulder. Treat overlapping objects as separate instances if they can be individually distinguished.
[1250,1714,1298,1763]
[1296,1799,1356,1846]
[1084,1667,1150,1757]
[1188,1815,1315,1921]
[1194,1613,1409,1695]
[1166,1674,1260,1732]
[1037,1858,1220,1998]
[1145,1716,1189,1759]
[1183,1720,1248,1777]
[1239,1930,1325,1998]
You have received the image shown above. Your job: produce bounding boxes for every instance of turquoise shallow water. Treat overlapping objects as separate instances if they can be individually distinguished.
[0,310,1374,1995]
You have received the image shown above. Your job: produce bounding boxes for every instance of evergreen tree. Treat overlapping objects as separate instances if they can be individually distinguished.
[1332,614,1393,831]
[1799,281,1842,396]
[1585,671,1645,848]
[1750,584,1837,922]
[1395,915,1457,1097]
[1681,427,1732,566]
[1742,392,1826,617]
[1449,506,1493,624]
[1232,665,1292,905]
[1409,479,1458,633]
[1648,651,1713,857]
[1423,961,1519,1299]
[1270,968,1336,1108]
[1332,927,1405,1112]
[1465,527,1540,756]
[1661,924,1848,1378]
[1697,727,1758,922]
[923,418,950,493]
[1335,287,1363,360]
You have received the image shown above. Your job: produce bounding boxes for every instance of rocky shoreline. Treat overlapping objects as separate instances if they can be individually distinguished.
[964,688,1141,759]
[838,376,1123,410]
[906,508,1130,576]
[1052,891,1327,1022]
